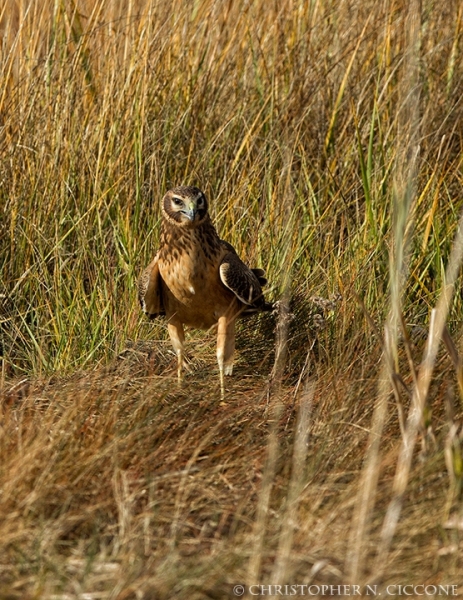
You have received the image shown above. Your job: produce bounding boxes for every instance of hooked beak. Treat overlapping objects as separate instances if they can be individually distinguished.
[183,202,198,221]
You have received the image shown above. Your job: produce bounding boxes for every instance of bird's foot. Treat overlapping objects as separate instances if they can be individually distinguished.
[181,356,193,374]
[176,350,191,387]
[219,364,233,399]
[219,368,225,399]
[170,351,192,386]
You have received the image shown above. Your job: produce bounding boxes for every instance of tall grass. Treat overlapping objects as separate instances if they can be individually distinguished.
[1,0,460,377]
[1,0,463,597]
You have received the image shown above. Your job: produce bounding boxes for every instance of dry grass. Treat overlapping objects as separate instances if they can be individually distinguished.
[1,0,463,597]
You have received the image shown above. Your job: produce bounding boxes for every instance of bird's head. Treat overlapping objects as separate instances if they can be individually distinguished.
[162,186,208,227]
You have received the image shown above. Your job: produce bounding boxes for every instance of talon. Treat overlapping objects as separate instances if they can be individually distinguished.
[224,364,233,376]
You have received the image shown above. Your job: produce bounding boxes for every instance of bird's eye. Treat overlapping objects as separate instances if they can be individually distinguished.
[197,196,204,207]
[172,197,183,206]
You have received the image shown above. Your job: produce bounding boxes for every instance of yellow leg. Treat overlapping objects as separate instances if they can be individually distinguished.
[217,315,236,397]
[219,365,225,399]
[167,318,185,386]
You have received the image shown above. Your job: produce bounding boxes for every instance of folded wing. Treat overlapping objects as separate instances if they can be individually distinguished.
[138,253,165,318]
[219,251,267,309]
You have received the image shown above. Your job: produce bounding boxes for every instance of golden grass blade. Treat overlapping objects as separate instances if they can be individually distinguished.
[271,381,313,582]
[347,0,422,582]
[324,13,373,154]
[375,209,463,575]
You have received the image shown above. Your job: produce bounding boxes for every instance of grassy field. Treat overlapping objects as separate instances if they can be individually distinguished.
[1,0,463,597]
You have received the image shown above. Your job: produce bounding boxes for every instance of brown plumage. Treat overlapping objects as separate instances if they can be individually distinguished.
[138,185,272,395]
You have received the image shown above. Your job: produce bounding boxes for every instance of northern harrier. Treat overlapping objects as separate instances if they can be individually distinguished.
[138,185,272,395]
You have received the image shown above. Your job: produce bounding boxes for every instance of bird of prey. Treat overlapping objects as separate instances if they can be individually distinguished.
[138,185,272,395]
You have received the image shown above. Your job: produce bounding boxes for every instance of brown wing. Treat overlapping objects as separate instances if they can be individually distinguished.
[251,268,267,287]
[219,252,266,307]
[219,240,267,288]
[138,253,165,318]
